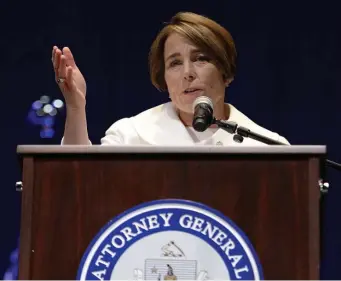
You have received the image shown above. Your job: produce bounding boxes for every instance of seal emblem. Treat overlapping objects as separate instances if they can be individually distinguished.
[77,199,263,280]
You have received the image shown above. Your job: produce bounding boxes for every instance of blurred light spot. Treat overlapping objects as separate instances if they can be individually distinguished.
[32,100,42,110]
[48,108,57,116]
[40,95,50,104]
[28,95,64,139]
[40,128,55,138]
[3,240,19,280]
[43,116,54,126]
[36,108,45,117]
[27,110,40,125]
[52,99,64,109]
[43,104,53,114]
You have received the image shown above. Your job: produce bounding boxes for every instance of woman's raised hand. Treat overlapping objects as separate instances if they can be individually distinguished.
[52,46,87,109]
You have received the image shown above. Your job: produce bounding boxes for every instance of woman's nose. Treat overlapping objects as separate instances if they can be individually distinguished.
[183,61,196,81]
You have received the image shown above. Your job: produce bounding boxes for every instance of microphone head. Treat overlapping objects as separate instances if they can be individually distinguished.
[192,96,214,132]
[192,96,213,113]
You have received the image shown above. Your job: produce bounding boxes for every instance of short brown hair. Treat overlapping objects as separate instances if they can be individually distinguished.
[149,12,237,91]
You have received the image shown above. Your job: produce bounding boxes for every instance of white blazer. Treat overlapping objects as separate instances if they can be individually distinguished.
[100,102,289,146]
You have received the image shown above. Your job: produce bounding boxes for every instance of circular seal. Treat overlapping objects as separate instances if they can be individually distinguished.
[77,199,264,280]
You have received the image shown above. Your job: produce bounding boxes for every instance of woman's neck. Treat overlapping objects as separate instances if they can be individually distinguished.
[178,102,230,127]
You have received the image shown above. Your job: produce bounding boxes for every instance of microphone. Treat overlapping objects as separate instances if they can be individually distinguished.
[192,96,214,132]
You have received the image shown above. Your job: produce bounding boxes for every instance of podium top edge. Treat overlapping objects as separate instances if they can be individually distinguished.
[16,145,327,155]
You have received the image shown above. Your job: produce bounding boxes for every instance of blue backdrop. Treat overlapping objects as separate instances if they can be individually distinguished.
[2,0,341,278]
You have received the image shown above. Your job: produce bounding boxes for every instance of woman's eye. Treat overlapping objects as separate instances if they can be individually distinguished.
[196,55,210,62]
[169,60,181,67]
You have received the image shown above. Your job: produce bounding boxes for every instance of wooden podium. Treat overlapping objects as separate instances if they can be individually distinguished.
[16,145,325,280]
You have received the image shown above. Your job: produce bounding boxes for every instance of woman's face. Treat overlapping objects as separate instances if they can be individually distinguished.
[164,32,227,114]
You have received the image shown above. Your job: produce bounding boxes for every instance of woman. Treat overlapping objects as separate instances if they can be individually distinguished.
[52,11,289,146]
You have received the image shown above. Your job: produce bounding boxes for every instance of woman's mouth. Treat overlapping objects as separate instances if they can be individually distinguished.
[184,88,202,94]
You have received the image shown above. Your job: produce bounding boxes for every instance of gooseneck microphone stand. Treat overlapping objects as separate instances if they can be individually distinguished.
[214,118,341,195]
[214,118,341,174]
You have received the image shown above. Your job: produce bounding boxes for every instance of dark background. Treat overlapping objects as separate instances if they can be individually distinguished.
[1,0,341,278]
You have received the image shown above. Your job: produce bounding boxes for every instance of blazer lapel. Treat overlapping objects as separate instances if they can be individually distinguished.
[131,102,195,145]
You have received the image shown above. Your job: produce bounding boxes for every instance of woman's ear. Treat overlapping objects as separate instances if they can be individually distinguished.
[224,77,234,87]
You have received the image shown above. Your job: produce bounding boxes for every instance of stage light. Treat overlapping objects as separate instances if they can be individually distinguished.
[27,95,64,139]
[32,100,42,110]
[43,104,53,114]
[52,99,64,109]
[40,95,50,104]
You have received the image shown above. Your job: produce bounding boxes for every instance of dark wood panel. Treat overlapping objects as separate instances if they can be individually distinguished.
[19,153,320,279]
[18,157,34,280]
[308,158,320,278]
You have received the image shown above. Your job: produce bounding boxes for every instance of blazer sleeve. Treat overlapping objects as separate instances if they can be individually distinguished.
[100,118,135,145]
[60,118,136,145]
[60,119,128,146]
[278,135,290,145]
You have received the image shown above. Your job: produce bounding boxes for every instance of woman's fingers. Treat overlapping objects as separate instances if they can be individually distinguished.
[66,66,75,90]
[52,46,58,62]
[52,46,56,63]
[52,47,59,67]
[52,46,76,79]
[58,55,67,79]
[53,50,62,81]
[63,47,76,67]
